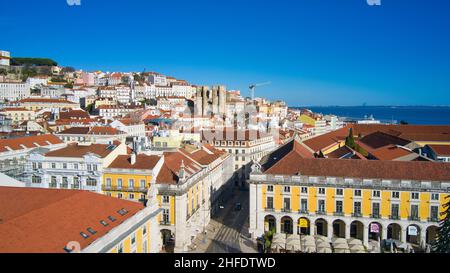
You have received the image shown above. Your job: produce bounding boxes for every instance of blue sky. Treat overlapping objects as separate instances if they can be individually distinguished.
[1,0,449,106]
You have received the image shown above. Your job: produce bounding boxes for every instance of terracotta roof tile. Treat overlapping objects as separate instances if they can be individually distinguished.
[107,154,162,170]
[44,143,119,158]
[0,187,143,253]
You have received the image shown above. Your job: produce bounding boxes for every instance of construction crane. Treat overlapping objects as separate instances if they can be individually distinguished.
[249,81,271,100]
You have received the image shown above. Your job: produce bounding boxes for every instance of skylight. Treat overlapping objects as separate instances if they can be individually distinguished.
[80,232,89,239]
[87,228,97,235]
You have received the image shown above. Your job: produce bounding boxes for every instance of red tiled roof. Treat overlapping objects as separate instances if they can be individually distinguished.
[107,154,162,170]
[0,187,143,253]
[0,134,63,153]
[303,126,350,152]
[44,143,119,158]
[428,145,450,157]
[156,151,202,184]
[352,124,450,142]
[263,155,450,181]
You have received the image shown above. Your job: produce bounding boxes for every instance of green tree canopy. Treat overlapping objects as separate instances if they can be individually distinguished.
[11,57,58,66]
[433,197,450,253]
[345,128,356,149]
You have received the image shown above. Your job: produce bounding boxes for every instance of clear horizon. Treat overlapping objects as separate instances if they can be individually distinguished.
[1,0,449,106]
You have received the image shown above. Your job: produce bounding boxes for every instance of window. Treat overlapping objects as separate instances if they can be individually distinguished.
[411,192,420,200]
[51,163,56,169]
[336,188,343,196]
[318,188,325,195]
[163,209,170,224]
[62,163,67,169]
[354,202,361,215]
[318,200,325,213]
[74,163,79,170]
[143,225,147,235]
[373,190,381,198]
[73,177,80,189]
[32,162,37,170]
[117,179,123,189]
[118,243,123,253]
[391,204,399,218]
[335,200,343,213]
[106,178,112,187]
[93,164,98,171]
[372,203,380,217]
[411,205,419,219]
[129,194,135,200]
[354,189,362,197]
[162,196,170,204]
[128,179,135,189]
[301,187,308,194]
[266,197,274,210]
[430,206,439,221]
[301,199,308,212]
[50,176,57,187]
[283,198,291,211]
[392,191,400,199]
[61,177,68,188]
[86,178,97,187]
[267,185,274,192]
[131,233,136,245]
[431,193,439,201]
[284,186,290,193]
[87,164,92,171]
[140,179,146,189]
[118,193,123,199]
[32,175,41,184]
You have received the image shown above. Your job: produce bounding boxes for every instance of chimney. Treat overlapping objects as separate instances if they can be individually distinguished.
[130,153,136,165]
[179,160,186,181]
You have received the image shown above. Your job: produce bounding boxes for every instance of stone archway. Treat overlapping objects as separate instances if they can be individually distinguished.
[281,216,293,234]
[426,226,439,245]
[387,223,402,240]
[368,222,382,241]
[332,219,346,238]
[264,215,277,233]
[406,224,421,245]
[350,220,364,240]
[297,217,311,235]
[315,218,328,237]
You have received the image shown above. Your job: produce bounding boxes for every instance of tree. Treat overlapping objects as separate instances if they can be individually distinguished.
[400,120,409,125]
[0,69,7,76]
[433,197,450,253]
[61,66,76,73]
[345,128,356,149]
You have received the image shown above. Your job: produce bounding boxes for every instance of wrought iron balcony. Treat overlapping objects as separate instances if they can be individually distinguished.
[408,215,420,221]
[334,212,344,216]
[352,212,362,218]
[282,208,292,213]
[316,210,327,215]
[265,208,275,212]
[299,209,309,214]
[371,213,381,219]
[389,215,400,220]
[428,216,439,223]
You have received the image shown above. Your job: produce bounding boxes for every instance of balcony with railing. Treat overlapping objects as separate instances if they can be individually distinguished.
[371,213,381,219]
[334,211,344,217]
[102,185,147,193]
[428,216,439,223]
[352,212,362,218]
[316,210,327,215]
[299,209,309,214]
[389,214,400,220]
[408,215,420,221]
